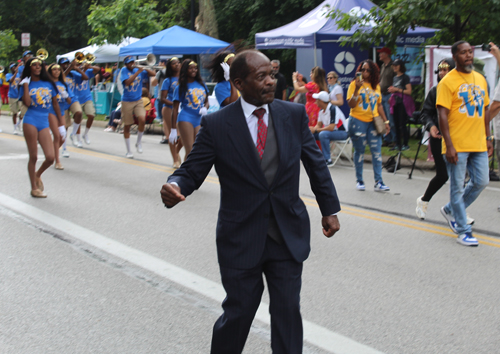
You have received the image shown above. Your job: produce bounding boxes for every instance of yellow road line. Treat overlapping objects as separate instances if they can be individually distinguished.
[3,132,498,247]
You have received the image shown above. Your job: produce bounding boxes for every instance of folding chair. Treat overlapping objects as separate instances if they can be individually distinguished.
[328,117,353,167]
[330,137,354,167]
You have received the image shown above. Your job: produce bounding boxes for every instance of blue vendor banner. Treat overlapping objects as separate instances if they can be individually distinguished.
[319,42,369,117]
[394,47,424,85]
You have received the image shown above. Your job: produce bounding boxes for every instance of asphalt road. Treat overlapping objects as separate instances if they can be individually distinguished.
[1,115,499,354]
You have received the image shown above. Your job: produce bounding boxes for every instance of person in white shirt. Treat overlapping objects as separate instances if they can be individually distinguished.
[309,91,348,165]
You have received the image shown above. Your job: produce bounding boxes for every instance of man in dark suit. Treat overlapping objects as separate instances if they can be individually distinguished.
[161,50,341,353]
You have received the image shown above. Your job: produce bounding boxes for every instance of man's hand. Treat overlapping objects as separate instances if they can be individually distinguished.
[445,145,458,164]
[487,140,494,157]
[430,125,442,139]
[161,183,185,208]
[322,215,340,238]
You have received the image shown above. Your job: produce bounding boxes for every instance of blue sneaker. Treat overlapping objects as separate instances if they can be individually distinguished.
[356,182,365,191]
[440,206,458,233]
[456,232,478,247]
[374,181,390,192]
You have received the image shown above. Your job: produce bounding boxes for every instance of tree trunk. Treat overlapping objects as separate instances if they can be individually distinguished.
[195,0,219,38]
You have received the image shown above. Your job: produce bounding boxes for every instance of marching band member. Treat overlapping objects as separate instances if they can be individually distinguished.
[19,57,63,198]
[172,59,209,161]
[47,63,72,170]
[73,61,100,145]
[60,57,85,149]
[160,57,182,168]
[119,56,155,158]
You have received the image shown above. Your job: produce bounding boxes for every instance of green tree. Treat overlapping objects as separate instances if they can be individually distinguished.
[0,0,93,62]
[88,0,163,45]
[0,29,19,64]
[329,0,500,49]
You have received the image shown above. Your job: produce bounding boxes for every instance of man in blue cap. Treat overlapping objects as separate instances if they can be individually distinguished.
[119,56,155,158]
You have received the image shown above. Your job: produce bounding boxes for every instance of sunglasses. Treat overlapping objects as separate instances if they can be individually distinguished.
[327,76,336,79]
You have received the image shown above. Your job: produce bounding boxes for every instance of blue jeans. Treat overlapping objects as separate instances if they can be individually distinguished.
[348,116,383,184]
[318,130,349,161]
[382,93,395,143]
[443,151,489,234]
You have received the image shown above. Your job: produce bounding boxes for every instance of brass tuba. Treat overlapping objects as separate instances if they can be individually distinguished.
[36,48,49,61]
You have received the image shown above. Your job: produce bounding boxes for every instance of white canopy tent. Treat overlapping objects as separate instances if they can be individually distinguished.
[56,37,140,63]
[425,45,498,95]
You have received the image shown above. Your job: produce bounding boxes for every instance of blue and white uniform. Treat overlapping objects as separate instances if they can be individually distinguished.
[120,67,143,102]
[19,80,58,131]
[160,76,179,109]
[173,81,208,128]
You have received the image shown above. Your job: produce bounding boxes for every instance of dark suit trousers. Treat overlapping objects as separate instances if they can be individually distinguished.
[211,237,303,354]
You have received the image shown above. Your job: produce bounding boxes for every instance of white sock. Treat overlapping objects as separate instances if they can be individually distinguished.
[125,138,131,153]
[137,131,144,145]
[84,127,90,136]
[62,139,67,150]
[72,123,80,136]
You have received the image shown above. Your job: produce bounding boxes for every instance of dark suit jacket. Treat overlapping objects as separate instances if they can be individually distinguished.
[168,98,341,269]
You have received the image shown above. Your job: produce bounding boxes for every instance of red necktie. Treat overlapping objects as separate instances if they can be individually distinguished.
[253,108,267,159]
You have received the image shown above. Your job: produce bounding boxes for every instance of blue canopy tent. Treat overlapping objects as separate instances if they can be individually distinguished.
[119,25,230,56]
[255,0,437,115]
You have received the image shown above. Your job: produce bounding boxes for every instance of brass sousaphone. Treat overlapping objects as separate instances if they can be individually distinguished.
[36,48,49,61]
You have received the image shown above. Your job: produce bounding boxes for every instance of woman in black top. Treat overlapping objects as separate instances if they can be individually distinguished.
[415,58,455,219]
[388,59,412,151]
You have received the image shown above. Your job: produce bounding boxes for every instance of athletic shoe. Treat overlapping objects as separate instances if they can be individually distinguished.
[456,232,478,247]
[125,152,134,159]
[70,134,78,147]
[326,159,333,167]
[389,145,401,151]
[77,139,83,148]
[416,196,428,219]
[0,128,2,133]
[83,134,90,145]
[136,143,143,153]
[13,127,19,135]
[440,206,458,233]
[466,214,475,225]
[401,145,410,151]
[374,181,390,192]
[356,182,365,191]
[61,149,70,158]
[160,138,168,144]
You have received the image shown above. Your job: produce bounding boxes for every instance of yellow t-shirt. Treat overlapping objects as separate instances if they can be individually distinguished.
[347,81,381,122]
[436,69,490,153]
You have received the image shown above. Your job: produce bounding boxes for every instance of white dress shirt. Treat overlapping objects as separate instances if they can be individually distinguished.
[240,97,269,146]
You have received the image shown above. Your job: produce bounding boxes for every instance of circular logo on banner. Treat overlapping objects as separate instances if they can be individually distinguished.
[334,51,356,75]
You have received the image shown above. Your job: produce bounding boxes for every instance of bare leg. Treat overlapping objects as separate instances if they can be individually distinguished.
[23,123,40,191]
[36,128,55,181]
[163,106,181,165]
[178,121,198,161]
[48,113,61,166]
[86,114,94,129]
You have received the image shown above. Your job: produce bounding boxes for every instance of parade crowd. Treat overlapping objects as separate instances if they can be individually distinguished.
[1,42,499,244]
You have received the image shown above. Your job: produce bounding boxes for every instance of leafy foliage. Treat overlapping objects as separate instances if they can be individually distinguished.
[329,0,500,50]
[0,29,19,64]
[87,0,163,45]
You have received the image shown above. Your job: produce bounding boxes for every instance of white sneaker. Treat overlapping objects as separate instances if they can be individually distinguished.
[416,196,428,220]
[466,214,475,225]
[83,134,90,145]
[76,138,83,148]
[136,143,143,153]
[61,149,70,158]
[70,134,78,147]
[13,127,19,135]
[125,152,134,159]
[356,182,366,191]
